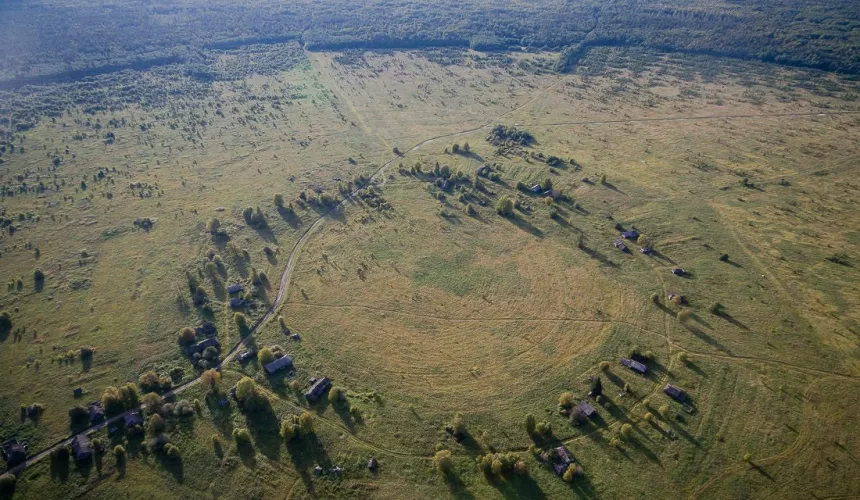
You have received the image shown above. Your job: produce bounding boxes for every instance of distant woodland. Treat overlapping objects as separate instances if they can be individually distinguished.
[0,0,858,89]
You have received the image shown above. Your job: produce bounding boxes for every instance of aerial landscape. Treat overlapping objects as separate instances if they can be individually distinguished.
[0,1,859,498]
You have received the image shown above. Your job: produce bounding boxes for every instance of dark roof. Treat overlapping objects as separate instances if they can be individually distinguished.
[237,349,257,362]
[88,403,105,422]
[305,377,332,402]
[554,446,574,464]
[71,435,92,461]
[227,284,244,294]
[671,268,685,275]
[614,239,628,251]
[73,388,83,397]
[264,355,293,375]
[664,384,687,401]
[229,297,245,308]
[368,457,378,470]
[621,230,639,240]
[186,337,220,355]
[2,440,27,465]
[620,358,648,374]
[576,401,596,417]
[124,412,143,427]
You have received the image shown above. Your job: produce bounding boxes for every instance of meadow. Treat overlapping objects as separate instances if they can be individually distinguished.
[0,43,859,499]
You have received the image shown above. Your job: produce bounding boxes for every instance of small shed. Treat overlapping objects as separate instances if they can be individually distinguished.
[229,297,245,308]
[621,230,640,240]
[264,355,294,375]
[124,412,143,428]
[71,435,92,461]
[664,384,687,402]
[671,268,686,276]
[1,439,27,466]
[227,284,244,294]
[367,457,378,471]
[620,358,648,375]
[639,246,652,255]
[237,349,257,363]
[614,239,628,252]
[530,184,542,193]
[575,401,596,418]
[305,377,332,402]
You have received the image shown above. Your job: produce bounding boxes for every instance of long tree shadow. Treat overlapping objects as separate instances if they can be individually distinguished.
[681,359,707,377]
[443,470,476,500]
[154,454,184,483]
[246,406,281,461]
[286,433,332,493]
[487,473,547,499]
[276,207,302,229]
[691,313,713,330]
[715,311,749,330]
[601,181,625,194]
[505,215,544,238]
[665,418,700,447]
[580,246,618,268]
[750,462,776,481]
[628,435,661,464]
[684,324,734,355]
[650,249,677,265]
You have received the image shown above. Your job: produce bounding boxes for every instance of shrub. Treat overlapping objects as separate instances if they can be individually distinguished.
[677,352,689,363]
[114,445,126,459]
[201,368,221,393]
[558,392,575,408]
[610,437,622,448]
[178,327,195,344]
[329,386,346,403]
[709,302,724,315]
[34,268,45,283]
[599,174,607,184]
[289,380,301,391]
[678,310,692,324]
[147,413,166,435]
[280,418,298,442]
[142,392,163,413]
[233,428,252,446]
[212,435,224,457]
[234,312,248,331]
[496,195,514,217]
[658,405,670,419]
[563,464,577,482]
[258,347,275,366]
[644,412,654,422]
[535,421,552,437]
[620,423,633,438]
[208,218,221,234]
[651,293,660,305]
[743,453,752,462]
[278,316,287,330]
[451,413,466,437]
[298,411,314,435]
[434,450,453,473]
[451,144,460,154]
[139,371,161,393]
[599,361,610,371]
[274,194,285,208]
[164,443,181,458]
[516,181,527,191]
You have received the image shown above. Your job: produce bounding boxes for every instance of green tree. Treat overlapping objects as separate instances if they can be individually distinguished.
[258,347,274,366]
[496,195,514,216]
[524,413,536,435]
[434,450,453,473]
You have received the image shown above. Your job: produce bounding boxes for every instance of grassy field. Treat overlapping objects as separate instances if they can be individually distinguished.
[1,46,859,499]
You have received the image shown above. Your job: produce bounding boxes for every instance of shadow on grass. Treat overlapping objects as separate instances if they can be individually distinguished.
[715,311,749,330]
[650,249,676,265]
[286,433,331,493]
[580,246,618,268]
[277,207,302,230]
[504,214,544,238]
[684,324,734,355]
[486,473,546,499]
[246,407,281,461]
[154,454,184,483]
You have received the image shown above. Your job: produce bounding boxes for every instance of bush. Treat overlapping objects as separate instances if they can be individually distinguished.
[496,195,514,217]
[68,405,89,425]
[298,411,315,435]
[709,302,724,314]
[451,413,466,437]
[535,421,552,438]
[289,380,301,391]
[599,361,610,371]
[620,423,633,438]
[147,413,166,435]
[178,327,196,344]
[678,310,692,324]
[258,347,275,366]
[139,371,161,393]
[563,464,577,482]
[234,312,248,331]
[34,268,45,283]
[233,428,252,446]
[142,392,163,413]
[677,352,689,363]
[274,194,285,208]
[558,392,575,408]
[212,435,224,457]
[651,293,660,305]
[164,443,181,458]
[743,453,752,462]
[208,218,221,234]
[644,412,654,422]
[201,368,221,393]
[434,450,453,473]
[114,445,126,459]
[329,386,346,404]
